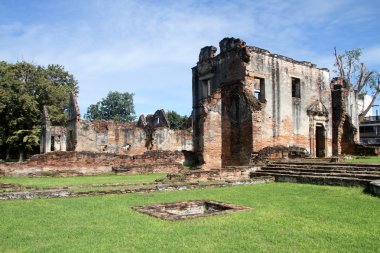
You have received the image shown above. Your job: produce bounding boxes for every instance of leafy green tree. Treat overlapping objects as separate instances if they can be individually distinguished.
[0,61,9,149]
[6,128,40,162]
[84,91,136,122]
[0,62,40,160]
[334,47,380,121]
[0,61,78,161]
[167,110,187,129]
[40,64,79,125]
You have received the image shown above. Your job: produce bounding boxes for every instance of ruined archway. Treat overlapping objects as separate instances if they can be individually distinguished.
[307,100,329,158]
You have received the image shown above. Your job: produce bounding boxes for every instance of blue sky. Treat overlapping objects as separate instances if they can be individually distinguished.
[1,0,380,117]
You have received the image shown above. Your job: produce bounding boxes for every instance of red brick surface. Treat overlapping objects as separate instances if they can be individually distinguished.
[0,151,188,176]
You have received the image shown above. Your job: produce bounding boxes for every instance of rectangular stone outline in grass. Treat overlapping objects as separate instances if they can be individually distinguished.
[132,200,252,220]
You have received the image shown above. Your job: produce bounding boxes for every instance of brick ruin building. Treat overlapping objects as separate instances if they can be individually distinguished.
[40,94,193,155]
[192,38,360,169]
[39,37,364,171]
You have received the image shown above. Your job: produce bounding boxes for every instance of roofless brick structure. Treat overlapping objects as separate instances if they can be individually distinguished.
[37,37,366,172]
[192,38,360,169]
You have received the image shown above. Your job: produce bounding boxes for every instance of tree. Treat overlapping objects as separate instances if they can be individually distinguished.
[6,127,40,162]
[333,47,380,121]
[167,110,187,129]
[41,64,79,125]
[0,61,79,161]
[0,62,40,160]
[84,91,136,122]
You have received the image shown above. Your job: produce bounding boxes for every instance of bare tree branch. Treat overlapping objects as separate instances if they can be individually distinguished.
[359,77,380,122]
[358,71,374,94]
[334,47,379,122]
[347,57,352,84]
[356,63,366,91]
[334,47,345,79]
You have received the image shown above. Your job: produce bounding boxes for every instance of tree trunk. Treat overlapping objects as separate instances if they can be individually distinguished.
[359,92,380,122]
[5,145,10,161]
[359,79,380,122]
[18,148,25,162]
[333,47,345,79]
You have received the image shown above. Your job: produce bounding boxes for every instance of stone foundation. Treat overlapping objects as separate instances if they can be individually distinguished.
[168,166,258,182]
[0,178,274,200]
[112,163,182,175]
[132,200,252,220]
[0,150,191,177]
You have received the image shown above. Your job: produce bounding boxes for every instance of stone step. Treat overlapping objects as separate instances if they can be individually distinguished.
[266,164,380,171]
[268,162,380,169]
[251,172,371,187]
[260,167,380,175]
[256,169,380,180]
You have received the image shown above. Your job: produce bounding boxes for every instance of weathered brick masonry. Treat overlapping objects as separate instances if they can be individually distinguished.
[331,78,360,155]
[192,38,359,169]
[0,150,187,176]
[34,37,362,174]
[41,95,193,155]
[73,120,192,155]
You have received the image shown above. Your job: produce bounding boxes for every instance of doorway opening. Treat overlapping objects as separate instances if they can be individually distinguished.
[50,136,55,151]
[315,124,325,157]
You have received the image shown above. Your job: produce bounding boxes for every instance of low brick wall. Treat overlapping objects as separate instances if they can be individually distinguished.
[271,174,369,187]
[0,150,191,177]
[168,166,251,182]
[113,163,182,175]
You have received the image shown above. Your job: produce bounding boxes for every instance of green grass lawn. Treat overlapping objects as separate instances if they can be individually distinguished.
[1,183,379,253]
[0,173,166,188]
[67,184,157,192]
[344,156,380,164]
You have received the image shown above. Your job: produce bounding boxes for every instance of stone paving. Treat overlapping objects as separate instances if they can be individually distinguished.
[0,176,274,201]
[132,200,252,220]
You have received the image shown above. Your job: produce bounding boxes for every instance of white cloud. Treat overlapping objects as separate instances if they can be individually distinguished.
[0,0,379,116]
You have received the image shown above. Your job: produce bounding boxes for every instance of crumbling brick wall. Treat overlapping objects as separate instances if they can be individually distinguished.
[221,81,260,166]
[197,91,223,169]
[40,106,51,153]
[40,106,67,153]
[0,150,189,176]
[246,46,332,157]
[153,128,193,152]
[74,120,192,155]
[66,93,81,151]
[42,94,193,156]
[192,37,333,168]
[331,78,360,155]
[75,120,147,154]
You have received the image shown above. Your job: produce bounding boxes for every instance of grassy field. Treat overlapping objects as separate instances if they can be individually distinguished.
[1,183,379,253]
[0,173,166,188]
[344,156,380,164]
